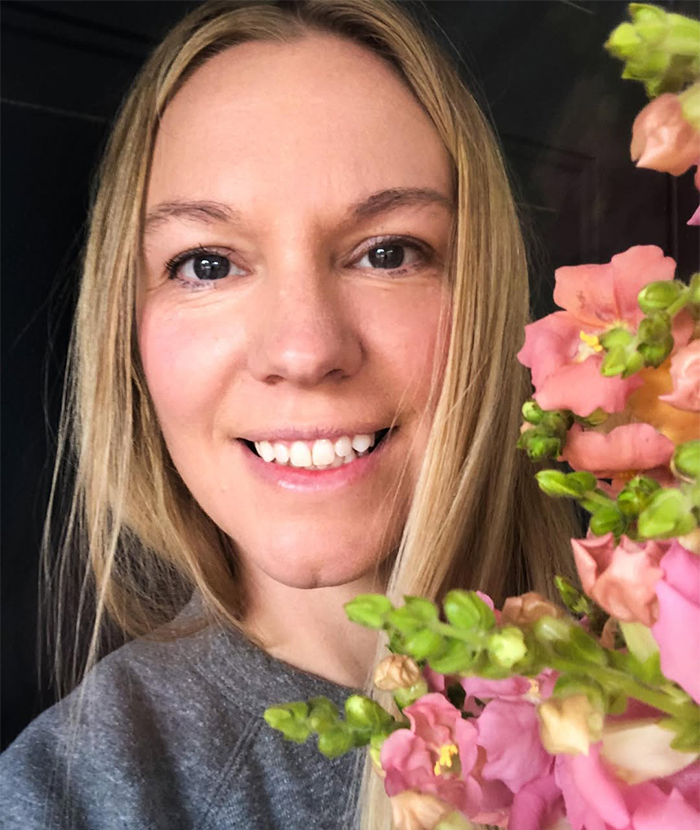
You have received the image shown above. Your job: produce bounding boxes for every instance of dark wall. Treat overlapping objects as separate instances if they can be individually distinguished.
[2,0,698,749]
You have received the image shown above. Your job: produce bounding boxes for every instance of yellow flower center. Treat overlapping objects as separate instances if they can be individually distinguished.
[575,330,604,363]
[433,743,459,776]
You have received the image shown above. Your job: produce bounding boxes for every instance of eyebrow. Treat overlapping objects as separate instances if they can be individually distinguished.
[143,187,454,235]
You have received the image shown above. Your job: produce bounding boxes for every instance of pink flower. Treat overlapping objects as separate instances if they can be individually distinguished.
[462,671,557,704]
[508,775,565,830]
[380,694,482,815]
[561,423,675,481]
[555,745,700,830]
[517,246,676,417]
[571,533,670,626]
[476,699,553,794]
[631,93,700,176]
[652,540,700,703]
[659,340,700,412]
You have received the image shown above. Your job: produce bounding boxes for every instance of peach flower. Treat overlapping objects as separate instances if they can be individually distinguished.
[571,533,670,626]
[631,93,700,176]
[658,340,700,412]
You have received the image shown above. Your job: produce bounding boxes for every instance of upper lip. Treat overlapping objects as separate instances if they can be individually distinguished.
[237,425,395,443]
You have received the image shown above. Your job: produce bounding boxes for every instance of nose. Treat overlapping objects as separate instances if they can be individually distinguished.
[247,266,363,387]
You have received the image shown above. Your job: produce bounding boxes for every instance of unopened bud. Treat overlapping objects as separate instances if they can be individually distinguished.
[536,470,581,498]
[638,488,697,538]
[502,592,565,627]
[590,505,626,536]
[616,475,662,516]
[637,280,684,314]
[638,312,671,342]
[601,345,628,377]
[373,655,422,691]
[538,694,603,756]
[522,399,544,425]
[622,349,645,378]
[600,327,634,349]
[638,335,674,368]
[672,440,700,481]
[487,627,527,668]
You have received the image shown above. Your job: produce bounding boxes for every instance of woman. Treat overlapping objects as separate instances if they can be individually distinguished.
[1,1,575,828]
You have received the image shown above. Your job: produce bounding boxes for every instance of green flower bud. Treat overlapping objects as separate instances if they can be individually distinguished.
[487,627,527,668]
[673,441,700,481]
[638,488,697,538]
[317,725,353,758]
[393,679,430,709]
[567,471,598,493]
[622,350,645,378]
[344,594,393,629]
[638,335,674,367]
[344,695,396,731]
[533,614,574,646]
[404,628,445,661]
[522,399,544,425]
[555,576,595,617]
[600,327,635,349]
[403,596,439,624]
[519,426,563,460]
[535,469,581,498]
[638,312,672,342]
[306,697,339,732]
[428,639,476,675]
[616,475,662,516]
[601,345,629,377]
[637,280,685,314]
[264,702,310,743]
[551,674,606,712]
[590,504,627,536]
[541,409,573,434]
[388,606,425,635]
[679,82,700,130]
[444,590,495,631]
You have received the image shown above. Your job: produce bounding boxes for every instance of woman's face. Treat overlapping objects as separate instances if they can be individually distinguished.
[139,33,453,593]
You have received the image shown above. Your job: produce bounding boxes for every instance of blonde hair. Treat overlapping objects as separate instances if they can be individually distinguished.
[42,1,577,827]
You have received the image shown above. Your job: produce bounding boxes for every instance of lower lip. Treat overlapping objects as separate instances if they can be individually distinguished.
[237,431,396,493]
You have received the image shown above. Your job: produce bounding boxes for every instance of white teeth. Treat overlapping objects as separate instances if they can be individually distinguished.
[334,436,353,457]
[257,440,276,463]
[351,434,373,453]
[289,441,313,468]
[251,430,385,468]
[273,442,290,465]
[312,439,335,467]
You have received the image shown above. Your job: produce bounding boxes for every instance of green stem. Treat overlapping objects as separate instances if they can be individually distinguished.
[666,293,689,319]
[550,657,697,721]
[432,621,488,646]
[582,490,615,509]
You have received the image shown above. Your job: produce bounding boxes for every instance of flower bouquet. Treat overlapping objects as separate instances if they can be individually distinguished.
[264,6,700,828]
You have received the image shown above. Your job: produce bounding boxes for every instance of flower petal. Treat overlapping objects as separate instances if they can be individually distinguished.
[562,423,674,478]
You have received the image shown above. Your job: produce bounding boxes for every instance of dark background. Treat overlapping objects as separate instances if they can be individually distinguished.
[2,0,698,750]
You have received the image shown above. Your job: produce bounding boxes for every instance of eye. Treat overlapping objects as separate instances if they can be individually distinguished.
[166,247,244,283]
[354,236,431,273]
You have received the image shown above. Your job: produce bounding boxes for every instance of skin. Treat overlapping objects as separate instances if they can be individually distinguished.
[139,33,454,686]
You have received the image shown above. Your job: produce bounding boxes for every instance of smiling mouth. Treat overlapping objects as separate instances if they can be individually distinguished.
[239,427,393,470]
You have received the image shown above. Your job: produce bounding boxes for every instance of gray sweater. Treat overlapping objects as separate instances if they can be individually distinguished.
[1,598,359,829]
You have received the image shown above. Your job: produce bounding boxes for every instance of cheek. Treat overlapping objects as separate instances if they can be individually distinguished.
[137,300,244,434]
[364,285,450,410]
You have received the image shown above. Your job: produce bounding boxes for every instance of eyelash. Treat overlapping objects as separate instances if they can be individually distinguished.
[164,236,435,286]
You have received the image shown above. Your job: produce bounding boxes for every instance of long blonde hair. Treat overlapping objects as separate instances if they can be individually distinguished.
[42,1,577,827]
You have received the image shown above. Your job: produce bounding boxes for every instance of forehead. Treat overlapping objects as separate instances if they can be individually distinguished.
[147,33,452,218]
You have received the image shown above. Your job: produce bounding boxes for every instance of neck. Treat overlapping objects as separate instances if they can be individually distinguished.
[242,569,383,690]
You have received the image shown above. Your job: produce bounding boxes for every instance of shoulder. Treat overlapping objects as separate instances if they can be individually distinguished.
[1,604,359,830]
